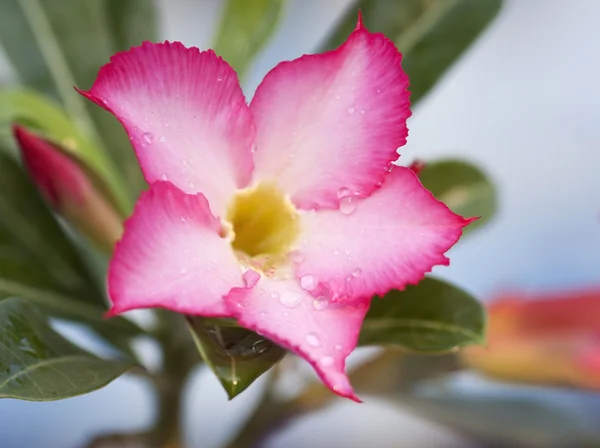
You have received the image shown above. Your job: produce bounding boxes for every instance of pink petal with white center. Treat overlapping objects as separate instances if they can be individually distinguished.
[250,19,410,210]
[225,276,369,401]
[108,181,243,317]
[295,166,473,301]
[78,42,255,217]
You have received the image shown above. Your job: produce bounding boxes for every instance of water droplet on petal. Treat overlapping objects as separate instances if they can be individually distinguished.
[339,196,357,215]
[182,159,188,166]
[305,333,320,347]
[300,274,317,291]
[189,158,195,165]
[164,122,170,128]
[279,291,302,308]
[352,268,363,278]
[188,182,195,189]
[347,106,355,114]
[334,344,343,351]
[360,109,367,114]
[142,132,154,144]
[337,187,352,198]
[269,291,280,300]
[320,356,334,367]
[180,268,187,275]
[158,136,166,143]
[289,250,305,264]
[260,310,269,317]
[161,174,168,181]
[313,296,329,311]
[217,74,224,81]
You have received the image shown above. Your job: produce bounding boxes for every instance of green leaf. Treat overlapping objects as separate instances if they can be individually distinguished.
[0,150,141,349]
[418,159,497,234]
[188,318,286,399]
[403,389,600,447]
[213,0,287,80]
[0,297,132,401]
[0,0,149,198]
[104,0,157,52]
[0,89,131,213]
[320,0,503,104]
[359,278,485,352]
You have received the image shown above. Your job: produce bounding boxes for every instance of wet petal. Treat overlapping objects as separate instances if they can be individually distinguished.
[225,276,369,401]
[295,166,473,301]
[78,42,255,217]
[250,19,410,210]
[108,182,243,316]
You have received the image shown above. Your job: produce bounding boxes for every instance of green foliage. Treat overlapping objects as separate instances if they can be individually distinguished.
[188,318,286,399]
[321,0,503,104]
[419,159,497,234]
[360,278,485,352]
[0,297,132,401]
[0,0,150,199]
[213,0,287,79]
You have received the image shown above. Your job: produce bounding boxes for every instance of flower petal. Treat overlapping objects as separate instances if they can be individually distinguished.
[250,20,410,209]
[295,167,473,301]
[225,276,369,401]
[78,42,255,217]
[108,181,243,317]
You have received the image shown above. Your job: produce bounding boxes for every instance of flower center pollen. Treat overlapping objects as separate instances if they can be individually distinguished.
[226,183,300,259]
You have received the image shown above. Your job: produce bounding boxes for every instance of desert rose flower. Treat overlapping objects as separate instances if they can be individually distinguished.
[78,16,472,400]
[13,124,123,252]
[461,289,600,390]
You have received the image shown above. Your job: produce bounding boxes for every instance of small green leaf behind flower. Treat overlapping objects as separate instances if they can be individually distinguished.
[213,0,288,80]
[187,317,286,399]
[418,159,497,235]
[0,297,133,401]
[359,278,486,352]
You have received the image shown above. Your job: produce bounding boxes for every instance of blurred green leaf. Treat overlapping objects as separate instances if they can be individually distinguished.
[404,389,600,447]
[188,318,286,399]
[359,278,485,352]
[321,0,503,104]
[213,0,287,79]
[419,159,497,234]
[0,0,150,197]
[0,297,132,401]
[0,89,131,213]
[0,150,140,346]
[105,0,157,52]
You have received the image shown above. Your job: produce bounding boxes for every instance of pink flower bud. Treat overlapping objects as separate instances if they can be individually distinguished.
[13,124,123,252]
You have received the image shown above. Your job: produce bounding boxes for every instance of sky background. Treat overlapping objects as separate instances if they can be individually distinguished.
[0,0,599,447]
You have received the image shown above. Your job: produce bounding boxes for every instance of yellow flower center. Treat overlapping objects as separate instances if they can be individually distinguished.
[226,183,300,261]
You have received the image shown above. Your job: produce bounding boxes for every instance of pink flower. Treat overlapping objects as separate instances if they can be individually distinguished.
[461,289,600,390]
[78,16,471,400]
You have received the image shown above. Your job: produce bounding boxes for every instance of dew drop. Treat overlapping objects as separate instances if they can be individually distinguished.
[217,74,224,81]
[279,291,302,308]
[337,187,352,198]
[312,296,329,311]
[260,310,269,317]
[188,181,195,189]
[142,132,154,144]
[347,106,355,114]
[164,122,170,128]
[269,291,280,300]
[158,136,166,143]
[182,159,188,166]
[360,109,367,114]
[161,174,168,181]
[352,268,363,278]
[339,196,357,215]
[305,333,320,347]
[189,158,195,165]
[289,250,305,264]
[300,274,317,291]
[333,249,340,256]
[180,215,187,223]
[334,344,343,351]
[320,356,334,367]
[179,268,187,275]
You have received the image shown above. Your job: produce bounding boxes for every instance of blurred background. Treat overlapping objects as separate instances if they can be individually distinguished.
[0,0,599,447]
